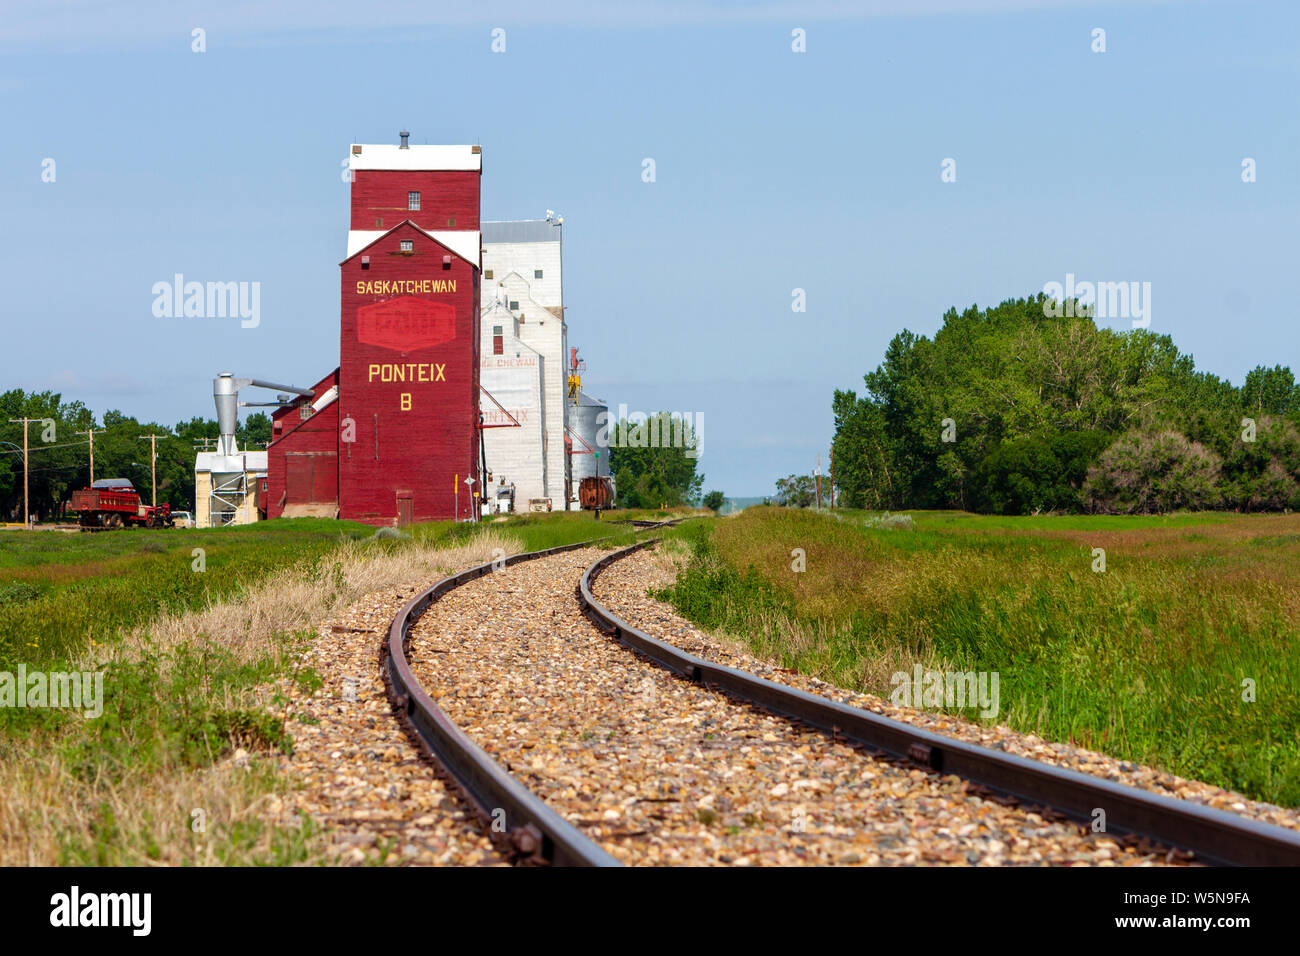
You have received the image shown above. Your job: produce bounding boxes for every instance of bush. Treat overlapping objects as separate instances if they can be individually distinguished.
[859,511,914,530]
[1084,430,1222,513]
[1221,417,1300,511]
[977,430,1110,514]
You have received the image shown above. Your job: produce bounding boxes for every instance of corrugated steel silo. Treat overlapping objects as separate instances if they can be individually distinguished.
[570,391,610,481]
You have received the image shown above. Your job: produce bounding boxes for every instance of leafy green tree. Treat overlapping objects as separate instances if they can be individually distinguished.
[1242,365,1298,416]
[774,474,816,507]
[608,413,704,508]
[831,294,1299,514]
[702,490,725,511]
[976,430,1110,514]
[238,412,272,448]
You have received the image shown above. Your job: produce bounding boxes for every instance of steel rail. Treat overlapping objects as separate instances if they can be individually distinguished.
[577,539,1300,867]
[380,520,684,867]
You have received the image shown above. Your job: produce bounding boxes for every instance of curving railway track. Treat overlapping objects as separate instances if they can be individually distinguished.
[380,527,1300,867]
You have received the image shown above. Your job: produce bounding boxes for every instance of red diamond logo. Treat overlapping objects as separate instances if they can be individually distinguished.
[357,296,456,351]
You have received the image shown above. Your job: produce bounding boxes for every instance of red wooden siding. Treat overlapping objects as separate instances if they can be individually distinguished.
[349,170,481,232]
[337,223,480,525]
[266,369,339,520]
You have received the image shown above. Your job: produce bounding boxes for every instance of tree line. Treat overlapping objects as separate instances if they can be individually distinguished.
[0,388,271,522]
[829,295,1300,514]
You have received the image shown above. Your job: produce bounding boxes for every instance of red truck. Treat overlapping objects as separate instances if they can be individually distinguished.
[69,479,173,530]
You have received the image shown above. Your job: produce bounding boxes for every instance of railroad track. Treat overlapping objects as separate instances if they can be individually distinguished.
[382,530,1300,867]
[379,521,682,866]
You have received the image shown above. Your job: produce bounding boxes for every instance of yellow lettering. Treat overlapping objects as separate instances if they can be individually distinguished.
[357,278,459,296]
[435,364,446,382]
[381,365,393,382]
[418,364,429,382]
[400,392,411,411]
[368,364,380,381]
[393,364,405,382]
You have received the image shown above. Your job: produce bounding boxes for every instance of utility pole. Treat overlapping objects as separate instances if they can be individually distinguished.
[138,434,167,506]
[76,427,106,486]
[815,454,822,511]
[829,449,834,509]
[7,417,39,527]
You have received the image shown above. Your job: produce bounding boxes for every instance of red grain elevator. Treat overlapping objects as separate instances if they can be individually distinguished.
[267,134,483,526]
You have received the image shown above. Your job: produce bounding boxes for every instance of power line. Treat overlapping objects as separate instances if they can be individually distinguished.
[0,439,92,455]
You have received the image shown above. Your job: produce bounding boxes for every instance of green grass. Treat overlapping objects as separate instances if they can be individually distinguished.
[0,508,695,864]
[0,519,376,668]
[657,506,1300,806]
[820,508,1243,532]
[0,510,682,668]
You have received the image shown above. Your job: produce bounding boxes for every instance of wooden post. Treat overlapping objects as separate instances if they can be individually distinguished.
[76,428,106,486]
[829,449,834,509]
[7,417,39,527]
[139,434,167,506]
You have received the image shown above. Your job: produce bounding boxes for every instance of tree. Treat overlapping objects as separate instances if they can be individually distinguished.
[831,390,895,509]
[1242,365,1298,416]
[774,475,816,508]
[238,412,272,448]
[608,413,705,508]
[1084,431,1222,514]
[831,293,1300,514]
[702,490,725,511]
[976,430,1110,514]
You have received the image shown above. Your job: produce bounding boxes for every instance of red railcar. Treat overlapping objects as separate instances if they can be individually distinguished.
[578,476,614,510]
[69,479,173,530]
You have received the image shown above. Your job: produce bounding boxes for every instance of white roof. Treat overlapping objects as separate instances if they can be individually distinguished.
[195,451,268,475]
[349,145,481,172]
[346,228,480,266]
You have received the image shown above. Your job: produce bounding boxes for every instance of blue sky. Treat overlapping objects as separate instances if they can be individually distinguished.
[2,0,1296,496]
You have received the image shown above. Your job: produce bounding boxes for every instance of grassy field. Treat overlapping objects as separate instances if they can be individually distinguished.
[658,506,1300,806]
[0,508,685,865]
[0,507,686,669]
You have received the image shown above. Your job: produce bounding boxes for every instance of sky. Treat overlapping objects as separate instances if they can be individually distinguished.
[2,0,1296,496]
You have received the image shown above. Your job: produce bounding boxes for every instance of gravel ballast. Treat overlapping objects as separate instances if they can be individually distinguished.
[407,547,1186,866]
[594,544,1300,838]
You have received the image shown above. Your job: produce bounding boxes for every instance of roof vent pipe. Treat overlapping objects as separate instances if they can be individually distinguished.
[399,129,410,148]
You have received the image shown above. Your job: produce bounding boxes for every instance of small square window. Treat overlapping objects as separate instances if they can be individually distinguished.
[509,300,519,311]
[400,240,413,253]
[493,326,503,335]
[534,269,543,279]
[408,191,421,211]
[484,269,493,279]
